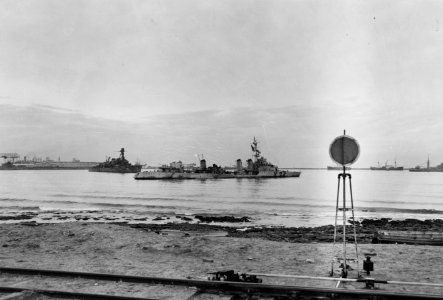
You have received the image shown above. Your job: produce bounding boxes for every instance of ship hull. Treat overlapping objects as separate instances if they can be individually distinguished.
[370,167,404,171]
[134,170,301,180]
[409,168,443,172]
[327,166,351,170]
[89,166,142,173]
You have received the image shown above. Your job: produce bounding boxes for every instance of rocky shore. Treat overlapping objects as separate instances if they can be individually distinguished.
[127,218,443,244]
[3,210,442,244]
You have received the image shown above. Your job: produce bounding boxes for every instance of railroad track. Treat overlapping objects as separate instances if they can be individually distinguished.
[0,267,442,300]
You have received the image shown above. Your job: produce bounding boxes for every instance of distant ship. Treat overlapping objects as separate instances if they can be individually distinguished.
[327,165,351,171]
[89,148,142,173]
[134,137,301,180]
[409,156,443,172]
[0,153,97,170]
[0,162,96,170]
[370,160,404,171]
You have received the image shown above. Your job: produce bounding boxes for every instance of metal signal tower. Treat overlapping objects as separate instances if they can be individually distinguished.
[329,131,360,279]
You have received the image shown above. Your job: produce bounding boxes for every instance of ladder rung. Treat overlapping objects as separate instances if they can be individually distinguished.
[337,208,351,211]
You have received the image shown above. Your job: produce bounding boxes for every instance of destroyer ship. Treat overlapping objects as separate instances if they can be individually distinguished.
[89,148,142,173]
[134,137,301,180]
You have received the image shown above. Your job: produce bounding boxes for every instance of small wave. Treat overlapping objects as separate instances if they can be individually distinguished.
[50,194,193,202]
[267,207,443,217]
[1,206,40,211]
[360,199,443,206]
[272,197,300,201]
[243,201,333,208]
[40,200,178,211]
[35,200,81,205]
[359,207,443,214]
[86,202,178,210]
[268,212,311,217]
[0,198,30,202]
[1,197,179,212]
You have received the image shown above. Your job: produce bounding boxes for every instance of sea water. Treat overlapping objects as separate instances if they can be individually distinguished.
[0,169,442,227]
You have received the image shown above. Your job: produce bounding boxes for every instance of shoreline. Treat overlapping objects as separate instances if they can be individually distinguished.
[105,218,443,244]
[1,210,442,243]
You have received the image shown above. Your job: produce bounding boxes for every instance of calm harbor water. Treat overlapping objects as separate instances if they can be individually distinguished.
[0,169,442,227]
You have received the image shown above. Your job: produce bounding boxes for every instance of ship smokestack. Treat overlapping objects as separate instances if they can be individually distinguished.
[200,159,206,170]
[236,159,242,171]
[247,159,253,171]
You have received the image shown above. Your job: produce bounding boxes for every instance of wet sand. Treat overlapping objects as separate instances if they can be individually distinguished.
[0,221,442,298]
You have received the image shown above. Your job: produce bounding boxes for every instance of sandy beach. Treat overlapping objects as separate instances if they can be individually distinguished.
[0,221,442,298]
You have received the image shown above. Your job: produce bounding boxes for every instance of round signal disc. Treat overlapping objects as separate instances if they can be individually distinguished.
[329,135,360,166]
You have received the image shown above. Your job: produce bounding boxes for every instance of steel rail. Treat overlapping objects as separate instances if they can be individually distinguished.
[249,272,443,287]
[0,267,442,299]
[0,286,159,300]
[251,272,376,282]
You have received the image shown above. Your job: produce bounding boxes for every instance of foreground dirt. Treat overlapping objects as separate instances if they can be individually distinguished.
[0,222,442,298]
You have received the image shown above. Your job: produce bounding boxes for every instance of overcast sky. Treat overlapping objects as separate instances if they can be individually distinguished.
[1,0,443,167]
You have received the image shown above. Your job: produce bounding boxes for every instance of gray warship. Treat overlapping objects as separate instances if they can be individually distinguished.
[134,137,301,180]
[89,148,142,173]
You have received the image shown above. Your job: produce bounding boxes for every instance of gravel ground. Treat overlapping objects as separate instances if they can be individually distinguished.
[0,222,442,298]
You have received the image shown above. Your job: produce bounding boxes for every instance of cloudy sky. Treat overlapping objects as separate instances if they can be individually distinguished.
[1,0,443,167]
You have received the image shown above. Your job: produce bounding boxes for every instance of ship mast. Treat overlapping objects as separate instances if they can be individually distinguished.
[251,137,261,161]
[119,148,125,160]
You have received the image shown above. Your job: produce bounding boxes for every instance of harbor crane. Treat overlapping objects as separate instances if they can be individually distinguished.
[0,153,20,163]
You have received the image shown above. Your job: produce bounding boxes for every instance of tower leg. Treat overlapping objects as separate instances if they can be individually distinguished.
[348,175,360,277]
[342,172,347,278]
[331,174,341,276]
